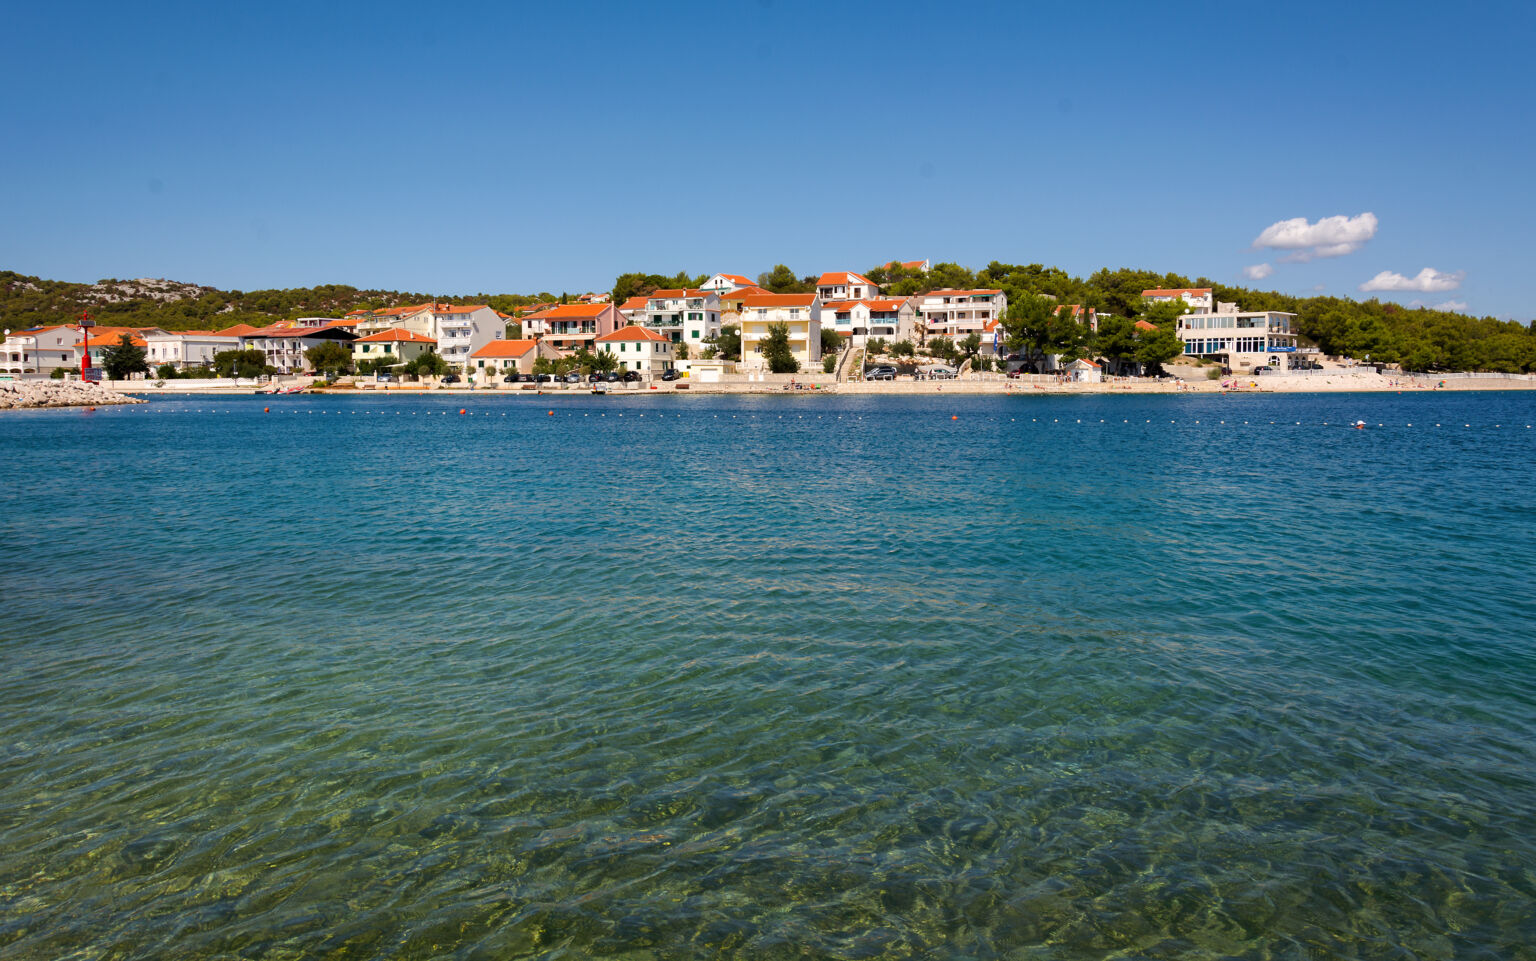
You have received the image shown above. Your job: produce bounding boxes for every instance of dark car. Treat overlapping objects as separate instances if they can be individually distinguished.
[603,371,621,383]
[441,373,461,384]
[660,369,680,381]
[1251,366,1272,374]
[563,371,582,384]
[534,372,555,383]
[622,370,641,382]
[503,372,527,383]
[865,365,897,381]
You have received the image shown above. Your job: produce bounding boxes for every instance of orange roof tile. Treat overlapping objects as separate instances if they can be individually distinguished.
[470,339,540,358]
[739,293,817,308]
[540,303,615,319]
[816,272,874,288]
[355,329,437,344]
[596,325,669,344]
[619,296,650,311]
[1141,288,1211,297]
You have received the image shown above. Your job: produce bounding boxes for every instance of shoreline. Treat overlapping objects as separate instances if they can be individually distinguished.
[0,381,146,410]
[106,374,1536,398]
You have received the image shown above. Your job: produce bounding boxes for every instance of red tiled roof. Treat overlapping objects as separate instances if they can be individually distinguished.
[355,329,436,344]
[540,303,615,319]
[1141,288,1212,297]
[816,272,874,288]
[739,293,817,308]
[214,323,262,338]
[1134,320,1158,331]
[646,288,709,299]
[619,296,650,311]
[470,339,539,358]
[720,286,769,299]
[596,325,670,343]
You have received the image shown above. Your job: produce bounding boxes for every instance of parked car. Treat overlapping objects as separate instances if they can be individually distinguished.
[1251,365,1272,374]
[441,373,461,384]
[503,372,527,383]
[924,365,957,379]
[865,365,897,381]
[534,372,555,383]
[623,370,642,382]
[603,371,620,383]
[563,371,582,384]
[661,369,680,381]
[375,372,396,383]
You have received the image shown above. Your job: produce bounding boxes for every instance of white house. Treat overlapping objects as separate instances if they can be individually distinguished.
[247,324,357,374]
[700,273,756,294]
[352,303,503,369]
[352,329,437,368]
[1175,308,1300,370]
[736,293,821,371]
[643,289,720,346]
[815,271,880,302]
[819,297,916,346]
[617,295,649,327]
[469,338,561,378]
[595,325,676,377]
[1065,358,1103,382]
[1142,287,1214,314]
[537,303,624,354]
[2,325,81,376]
[142,329,239,370]
[915,289,1009,340]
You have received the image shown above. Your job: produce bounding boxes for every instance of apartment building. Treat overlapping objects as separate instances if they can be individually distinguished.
[736,293,821,371]
[815,271,880,302]
[915,289,1008,339]
[643,289,720,346]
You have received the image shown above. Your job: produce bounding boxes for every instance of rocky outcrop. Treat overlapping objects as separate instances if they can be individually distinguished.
[0,381,146,410]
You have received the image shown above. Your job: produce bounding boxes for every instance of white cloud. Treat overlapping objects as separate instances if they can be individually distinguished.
[1433,299,1468,312]
[1242,263,1274,281]
[1359,268,1465,293]
[1254,212,1378,261]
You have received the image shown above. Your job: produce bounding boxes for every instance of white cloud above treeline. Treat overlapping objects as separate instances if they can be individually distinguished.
[1253,212,1378,262]
[1242,263,1274,280]
[1359,268,1465,293]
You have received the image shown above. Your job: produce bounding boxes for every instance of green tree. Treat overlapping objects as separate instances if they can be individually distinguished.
[304,340,353,376]
[891,339,916,359]
[820,328,843,356]
[675,341,690,361]
[404,350,449,378]
[99,333,149,380]
[715,323,742,361]
[823,355,836,373]
[1134,323,1185,375]
[957,333,983,368]
[760,322,800,373]
[155,362,177,379]
[1092,315,1140,374]
[212,348,272,378]
[867,337,889,356]
[926,336,959,363]
[757,265,812,294]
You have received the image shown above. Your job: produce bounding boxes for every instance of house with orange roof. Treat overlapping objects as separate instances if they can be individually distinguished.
[815,272,880,302]
[143,328,240,370]
[535,303,624,354]
[352,303,505,368]
[352,329,438,369]
[1,324,84,376]
[617,295,650,327]
[468,338,560,378]
[700,273,756,294]
[735,293,822,371]
[1141,287,1214,314]
[820,297,917,346]
[1064,358,1103,383]
[884,259,931,274]
[595,325,676,378]
[915,289,1009,341]
[246,324,358,374]
[642,289,721,346]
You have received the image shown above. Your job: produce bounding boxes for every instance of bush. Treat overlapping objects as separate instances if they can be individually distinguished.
[822,355,836,373]
[1206,368,1224,380]
[50,367,66,379]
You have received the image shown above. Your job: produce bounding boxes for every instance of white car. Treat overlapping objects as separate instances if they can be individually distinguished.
[923,365,957,379]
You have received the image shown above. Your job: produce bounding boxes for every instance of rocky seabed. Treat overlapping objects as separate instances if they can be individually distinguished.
[0,381,145,410]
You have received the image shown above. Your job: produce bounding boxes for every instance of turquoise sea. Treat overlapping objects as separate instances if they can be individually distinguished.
[1,391,1533,960]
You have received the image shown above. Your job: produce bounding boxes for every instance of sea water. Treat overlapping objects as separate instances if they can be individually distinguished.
[1,392,1533,959]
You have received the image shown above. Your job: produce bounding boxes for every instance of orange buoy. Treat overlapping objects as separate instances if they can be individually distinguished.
[263,407,270,413]
[547,410,554,416]
[951,415,958,420]
[459,408,466,415]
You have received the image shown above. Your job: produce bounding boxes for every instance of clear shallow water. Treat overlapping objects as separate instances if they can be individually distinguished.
[1,391,1533,960]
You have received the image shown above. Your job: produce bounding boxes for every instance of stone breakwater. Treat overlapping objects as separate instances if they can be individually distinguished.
[0,381,146,410]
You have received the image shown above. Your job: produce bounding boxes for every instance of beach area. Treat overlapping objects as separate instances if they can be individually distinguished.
[88,367,1536,398]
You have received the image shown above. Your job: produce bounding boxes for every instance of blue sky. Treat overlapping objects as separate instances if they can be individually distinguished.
[3,0,1532,319]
